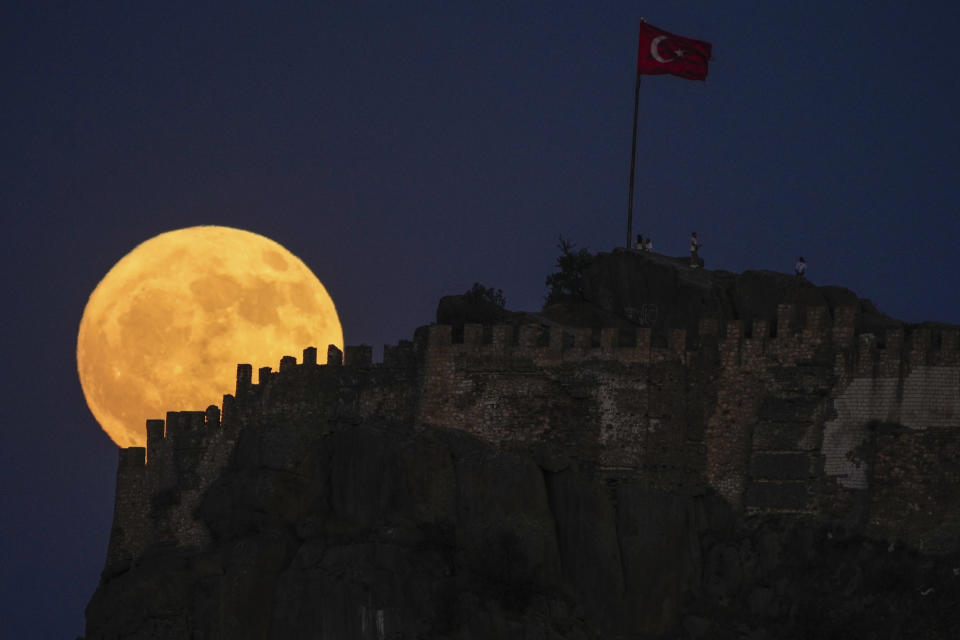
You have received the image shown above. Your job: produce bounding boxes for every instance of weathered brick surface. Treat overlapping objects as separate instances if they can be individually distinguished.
[867,425,960,552]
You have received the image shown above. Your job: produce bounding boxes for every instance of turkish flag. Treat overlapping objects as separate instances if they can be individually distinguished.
[636,21,712,80]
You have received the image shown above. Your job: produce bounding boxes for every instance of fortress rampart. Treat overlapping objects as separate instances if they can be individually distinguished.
[104,302,960,575]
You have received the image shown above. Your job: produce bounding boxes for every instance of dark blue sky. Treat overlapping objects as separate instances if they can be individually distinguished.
[3,2,960,636]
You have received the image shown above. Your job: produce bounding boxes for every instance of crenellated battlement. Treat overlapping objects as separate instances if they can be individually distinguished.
[853,325,960,377]
[123,301,960,473]
[397,304,867,369]
[124,302,960,456]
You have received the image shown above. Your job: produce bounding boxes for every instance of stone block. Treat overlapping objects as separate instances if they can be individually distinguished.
[327,345,343,366]
[757,396,821,422]
[743,481,808,510]
[749,453,810,481]
[752,422,817,452]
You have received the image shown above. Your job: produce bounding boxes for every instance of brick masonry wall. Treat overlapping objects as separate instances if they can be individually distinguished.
[105,304,960,568]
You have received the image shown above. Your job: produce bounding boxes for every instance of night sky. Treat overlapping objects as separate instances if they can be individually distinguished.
[4,2,960,636]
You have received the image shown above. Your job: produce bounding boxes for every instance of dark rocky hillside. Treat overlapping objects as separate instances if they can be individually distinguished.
[541,249,903,338]
[85,418,960,639]
[84,249,960,639]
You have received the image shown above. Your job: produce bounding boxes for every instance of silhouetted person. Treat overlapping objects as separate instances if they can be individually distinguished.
[690,232,702,267]
[795,256,807,278]
[644,236,653,252]
[634,234,644,251]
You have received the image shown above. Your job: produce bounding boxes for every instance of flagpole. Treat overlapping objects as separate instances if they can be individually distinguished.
[626,18,711,247]
[626,70,642,248]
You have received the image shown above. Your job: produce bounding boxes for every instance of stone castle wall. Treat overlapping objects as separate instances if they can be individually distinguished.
[104,302,960,575]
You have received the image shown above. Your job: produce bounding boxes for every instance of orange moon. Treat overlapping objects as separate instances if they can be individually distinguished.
[77,226,343,448]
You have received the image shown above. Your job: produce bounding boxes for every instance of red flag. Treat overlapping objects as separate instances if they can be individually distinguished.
[636,21,712,80]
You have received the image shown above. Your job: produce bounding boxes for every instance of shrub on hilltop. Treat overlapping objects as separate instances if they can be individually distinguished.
[544,236,593,305]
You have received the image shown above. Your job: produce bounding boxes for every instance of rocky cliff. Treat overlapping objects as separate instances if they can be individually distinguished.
[84,250,960,639]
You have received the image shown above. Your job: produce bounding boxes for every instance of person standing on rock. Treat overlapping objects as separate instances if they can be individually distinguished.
[795,256,807,278]
[635,234,644,251]
[644,236,653,252]
[690,232,702,268]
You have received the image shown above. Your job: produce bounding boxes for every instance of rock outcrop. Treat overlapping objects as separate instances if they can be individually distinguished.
[84,250,960,639]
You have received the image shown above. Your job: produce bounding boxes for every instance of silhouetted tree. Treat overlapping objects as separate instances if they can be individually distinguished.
[545,236,593,305]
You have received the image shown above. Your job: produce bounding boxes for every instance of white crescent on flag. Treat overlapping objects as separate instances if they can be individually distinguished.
[650,35,673,63]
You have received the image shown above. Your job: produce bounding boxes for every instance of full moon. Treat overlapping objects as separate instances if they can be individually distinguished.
[77,226,343,448]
